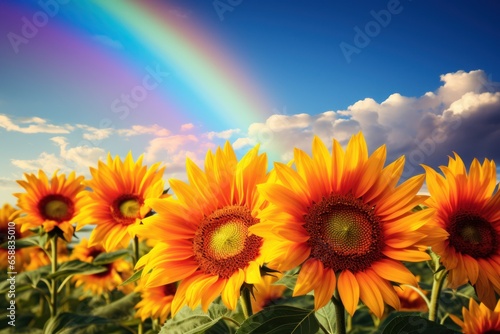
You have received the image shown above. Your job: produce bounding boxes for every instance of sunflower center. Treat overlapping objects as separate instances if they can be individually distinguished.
[448,211,497,258]
[304,194,384,273]
[111,194,143,225]
[38,194,75,222]
[193,205,262,279]
[163,283,177,296]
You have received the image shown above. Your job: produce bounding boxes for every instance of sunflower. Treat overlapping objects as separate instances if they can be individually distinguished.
[250,273,287,313]
[249,133,446,318]
[0,203,28,272]
[395,276,429,313]
[14,170,85,241]
[134,142,269,315]
[450,299,500,334]
[71,238,132,295]
[76,152,165,251]
[423,154,500,309]
[135,276,177,325]
[23,240,70,271]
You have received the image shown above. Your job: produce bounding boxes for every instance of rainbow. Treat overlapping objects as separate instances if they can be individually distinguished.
[88,1,276,131]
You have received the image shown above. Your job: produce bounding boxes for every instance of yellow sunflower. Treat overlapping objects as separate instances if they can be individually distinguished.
[249,133,446,318]
[250,273,287,313]
[71,238,132,295]
[134,142,269,315]
[76,152,165,251]
[135,276,177,325]
[14,170,85,241]
[423,154,500,309]
[450,299,500,334]
[0,203,28,272]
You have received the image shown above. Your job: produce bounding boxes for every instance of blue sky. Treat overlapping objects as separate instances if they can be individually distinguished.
[1,0,500,206]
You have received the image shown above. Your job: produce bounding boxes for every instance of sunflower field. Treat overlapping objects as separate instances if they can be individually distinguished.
[1,132,499,333]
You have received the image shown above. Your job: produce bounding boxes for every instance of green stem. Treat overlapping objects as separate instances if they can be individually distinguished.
[50,237,58,317]
[331,293,346,334]
[222,316,241,328]
[429,269,447,322]
[241,287,253,318]
[133,236,144,334]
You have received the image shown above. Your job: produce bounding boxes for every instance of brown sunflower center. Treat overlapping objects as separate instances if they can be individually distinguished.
[111,194,143,225]
[193,205,262,279]
[448,211,497,258]
[163,283,177,296]
[94,263,113,278]
[38,194,75,222]
[304,194,384,273]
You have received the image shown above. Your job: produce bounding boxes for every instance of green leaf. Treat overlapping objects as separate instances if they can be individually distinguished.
[274,268,299,290]
[91,292,141,319]
[92,249,130,265]
[0,235,41,249]
[120,268,143,286]
[381,315,459,334]
[46,260,106,280]
[315,301,335,334]
[43,312,111,334]
[236,305,319,334]
[160,302,228,334]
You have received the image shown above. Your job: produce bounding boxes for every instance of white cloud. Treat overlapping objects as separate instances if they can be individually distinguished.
[76,124,113,141]
[144,134,199,164]
[0,114,73,134]
[180,123,194,131]
[11,137,106,175]
[235,70,500,175]
[117,124,170,137]
[205,128,240,140]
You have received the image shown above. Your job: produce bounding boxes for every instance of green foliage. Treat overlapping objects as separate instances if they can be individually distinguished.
[236,305,319,334]
[42,312,111,334]
[46,260,106,280]
[160,302,229,334]
[93,249,130,265]
[381,315,459,334]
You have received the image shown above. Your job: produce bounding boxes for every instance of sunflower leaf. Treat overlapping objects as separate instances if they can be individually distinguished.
[91,292,140,319]
[0,235,41,249]
[120,268,143,286]
[235,305,319,334]
[160,303,228,334]
[314,301,336,334]
[46,260,106,280]
[381,315,459,334]
[42,312,111,334]
[92,249,130,265]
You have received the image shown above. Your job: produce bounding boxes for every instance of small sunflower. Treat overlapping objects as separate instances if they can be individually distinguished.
[450,299,500,334]
[250,133,446,318]
[395,276,429,313]
[423,154,500,309]
[135,276,177,325]
[23,240,70,271]
[0,203,28,272]
[134,143,269,315]
[14,170,85,241]
[250,273,287,313]
[76,152,165,251]
[71,238,132,295]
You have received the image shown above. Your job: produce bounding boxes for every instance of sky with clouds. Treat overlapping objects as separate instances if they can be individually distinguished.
[1,0,500,206]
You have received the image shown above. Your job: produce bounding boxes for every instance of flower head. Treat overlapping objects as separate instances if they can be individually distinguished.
[134,143,269,315]
[0,204,28,271]
[71,238,132,295]
[423,154,500,309]
[135,276,177,325]
[14,170,85,241]
[250,133,444,318]
[77,152,165,251]
[450,299,500,334]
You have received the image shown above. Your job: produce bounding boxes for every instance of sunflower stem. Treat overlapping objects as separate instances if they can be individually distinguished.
[429,252,448,322]
[50,237,58,317]
[132,236,144,334]
[332,293,346,334]
[241,287,253,319]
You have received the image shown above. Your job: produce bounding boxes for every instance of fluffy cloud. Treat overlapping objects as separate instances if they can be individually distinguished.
[116,124,170,137]
[205,128,241,140]
[11,137,106,175]
[0,114,73,134]
[235,70,500,178]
